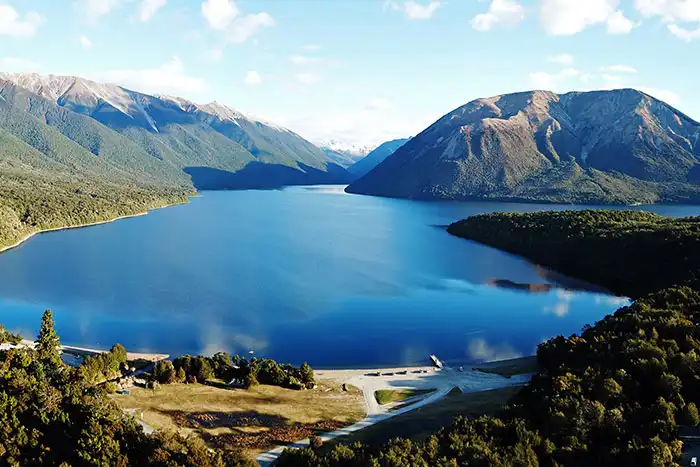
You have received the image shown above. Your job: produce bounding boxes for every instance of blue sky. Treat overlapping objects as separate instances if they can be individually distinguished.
[1,0,699,147]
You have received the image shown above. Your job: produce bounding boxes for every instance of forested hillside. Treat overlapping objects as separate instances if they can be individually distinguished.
[0,74,354,250]
[0,126,189,250]
[447,210,700,298]
[278,211,700,466]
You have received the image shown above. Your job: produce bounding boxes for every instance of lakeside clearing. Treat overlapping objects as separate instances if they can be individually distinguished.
[112,378,365,456]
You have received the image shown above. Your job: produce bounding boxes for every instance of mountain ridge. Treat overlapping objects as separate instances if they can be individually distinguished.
[347,88,700,204]
[348,138,410,178]
[0,71,352,190]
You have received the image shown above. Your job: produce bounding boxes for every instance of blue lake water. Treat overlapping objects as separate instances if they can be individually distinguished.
[0,186,697,368]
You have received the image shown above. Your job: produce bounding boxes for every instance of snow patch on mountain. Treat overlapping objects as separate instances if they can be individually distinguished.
[317,140,376,157]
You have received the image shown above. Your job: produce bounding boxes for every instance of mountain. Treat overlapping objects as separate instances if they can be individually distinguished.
[348,138,410,178]
[0,72,351,190]
[318,140,375,158]
[320,148,366,168]
[317,140,374,169]
[318,140,376,169]
[347,89,700,204]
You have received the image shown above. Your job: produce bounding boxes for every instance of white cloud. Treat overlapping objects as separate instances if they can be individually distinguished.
[635,0,700,23]
[468,338,522,362]
[289,55,319,65]
[0,5,44,37]
[471,0,525,32]
[138,0,167,22]
[548,53,574,65]
[540,0,635,36]
[668,23,700,41]
[243,70,262,86]
[93,56,206,96]
[201,0,239,30]
[529,67,580,90]
[635,0,700,39]
[385,0,442,20]
[295,72,323,85]
[545,302,570,317]
[0,56,39,72]
[606,9,636,33]
[77,0,121,23]
[201,0,274,43]
[227,12,275,43]
[80,35,93,49]
[556,289,576,301]
[207,48,223,61]
[600,64,638,73]
[637,87,681,106]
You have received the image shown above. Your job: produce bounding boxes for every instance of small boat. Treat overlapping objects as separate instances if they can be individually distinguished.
[429,354,444,369]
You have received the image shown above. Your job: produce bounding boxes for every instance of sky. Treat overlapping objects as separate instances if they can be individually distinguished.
[0,0,699,148]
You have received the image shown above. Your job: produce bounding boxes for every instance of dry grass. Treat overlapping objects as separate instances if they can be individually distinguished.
[112,379,364,454]
[374,389,434,405]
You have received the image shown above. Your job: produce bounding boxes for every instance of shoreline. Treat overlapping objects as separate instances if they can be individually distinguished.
[0,199,189,255]
[3,339,169,363]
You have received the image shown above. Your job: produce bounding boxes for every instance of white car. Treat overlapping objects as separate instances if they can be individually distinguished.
[691,456,697,466]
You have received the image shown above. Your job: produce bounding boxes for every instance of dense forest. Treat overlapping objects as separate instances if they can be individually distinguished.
[0,310,256,466]
[447,210,700,298]
[278,210,700,466]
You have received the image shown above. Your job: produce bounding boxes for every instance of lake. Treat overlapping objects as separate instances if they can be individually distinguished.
[0,186,697,369]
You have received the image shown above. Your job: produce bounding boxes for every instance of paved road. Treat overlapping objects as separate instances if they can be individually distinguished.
[256,365,532,466]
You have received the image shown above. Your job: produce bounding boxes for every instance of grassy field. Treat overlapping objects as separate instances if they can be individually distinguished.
[112,379,364,454]
[322,386,524,449]
[471,356,539,378]
[374,389,434,405]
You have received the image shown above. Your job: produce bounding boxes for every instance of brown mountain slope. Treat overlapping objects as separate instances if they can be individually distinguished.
[347,89,700,204]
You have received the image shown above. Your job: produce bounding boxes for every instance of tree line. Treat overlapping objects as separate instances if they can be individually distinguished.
[151,353,315,390]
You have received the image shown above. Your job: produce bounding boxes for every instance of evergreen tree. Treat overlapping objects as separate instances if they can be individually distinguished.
[37,309,61,367]
[300,362,315,388]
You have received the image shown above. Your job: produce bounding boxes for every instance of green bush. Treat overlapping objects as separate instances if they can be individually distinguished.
[152,360,176,384]
[104,382,117,394]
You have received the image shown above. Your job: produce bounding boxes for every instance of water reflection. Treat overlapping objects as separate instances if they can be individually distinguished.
[0,187,693,367]
[488,279,553,294]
